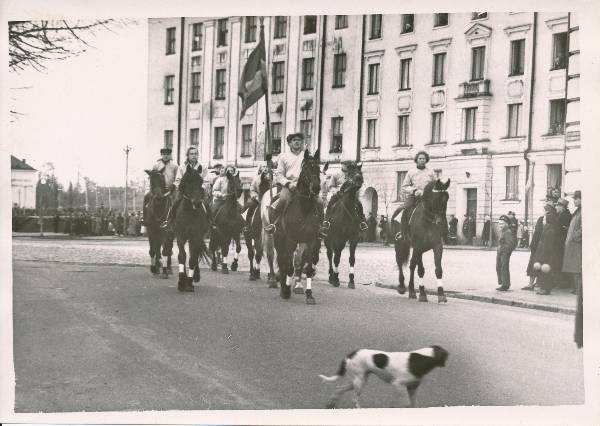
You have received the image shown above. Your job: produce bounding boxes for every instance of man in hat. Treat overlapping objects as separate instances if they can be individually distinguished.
[265,132,321,233]
[396,150,438,241]
[242,163,272,238]
[206,163,224,199]
[554,197,572,289]
[496,214,517,291]
[562,190,582,347]
[145,148,178,226]
[320,160,368,237]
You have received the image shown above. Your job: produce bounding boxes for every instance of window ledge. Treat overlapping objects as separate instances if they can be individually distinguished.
[213,156,224,160]
[361,147,381,151]
[392,144,412,149]
[164,102,174,106]
[549,67,566,72]
[271,91,284,95]
[508,72,524,78]
[367,92,380,96]
[332,85,346,89]
[499,199,521,203]
[190,100,200,104]
[424,141,448,146]
[368,37,383,41]
[329,149,343,154]
[433,24,449,30]
[240,154,252,158]
[398,88,412,92]
[454,138,491,145]
[214,97,226,101]
[432,83,446,88]
[541,133,565,139]
[500,136,527,141]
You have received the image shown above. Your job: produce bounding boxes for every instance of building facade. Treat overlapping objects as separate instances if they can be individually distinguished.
[11,156,37,208]
[147,12,578,241]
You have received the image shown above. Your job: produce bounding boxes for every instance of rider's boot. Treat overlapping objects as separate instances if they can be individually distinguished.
[396,209,407,241]
[264,201,280,234]
[319,219,331,238]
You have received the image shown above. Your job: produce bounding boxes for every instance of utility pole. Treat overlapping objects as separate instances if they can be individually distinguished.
[108,187,112,210]
[84,177,89,211]
[124,145,131,216]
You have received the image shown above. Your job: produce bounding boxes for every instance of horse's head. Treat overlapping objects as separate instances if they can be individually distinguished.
[344,161,364,191]
[180,165,205,209]
[145,169,167,196]
[298,149,322,196]
[423,178,450,225]
[225,166,242,199]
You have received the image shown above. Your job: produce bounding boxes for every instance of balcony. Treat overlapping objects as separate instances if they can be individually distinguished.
[458,79,491,99]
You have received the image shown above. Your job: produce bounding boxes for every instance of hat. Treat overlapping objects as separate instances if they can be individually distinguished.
[498,215,510,223]
[507,211,515,216]
[213,163,223,169]
[544,202,556,213]
[573,190,581,199]
[557,198,569,207]
[160,148,172,154]
[413,150,430,163]
[286,132,304,143]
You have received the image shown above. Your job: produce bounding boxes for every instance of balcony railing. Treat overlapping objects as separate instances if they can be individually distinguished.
[547,122,565,136]
[458,79,491,98]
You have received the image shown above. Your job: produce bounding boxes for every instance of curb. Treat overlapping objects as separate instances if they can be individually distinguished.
[373,282,575,315]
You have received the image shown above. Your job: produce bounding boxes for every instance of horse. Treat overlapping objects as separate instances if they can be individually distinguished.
[209,168,244,274]
[173,165,211,292]
[244,166,278,286]
[272,149,324,305]
[324,162,364,289]
[395,179,450,303]
[143,169,174,279]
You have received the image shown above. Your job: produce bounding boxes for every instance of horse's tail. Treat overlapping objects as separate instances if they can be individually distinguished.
[262,228,275,258]
[197,236,211,264]
[395,238,411,267]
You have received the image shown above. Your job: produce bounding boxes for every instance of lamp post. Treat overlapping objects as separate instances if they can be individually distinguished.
[124,145,131,215]
[38,174,47,237]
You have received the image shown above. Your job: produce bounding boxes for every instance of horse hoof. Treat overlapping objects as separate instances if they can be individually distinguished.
[177,280,186,292]
[193,270,200,283]
[418,293,428,302]
[305,290,316,304]
[408,290,417,299]
[398,285,406,295]
[221,265,229,274]
[294,286,304,294]
[231,260,238,271]
[280,285,291,299]
[161,271,169,279]
[185,284,195,292]
[249,272,256,281]
[211,263,217,271]
[150,265,156,274]
[255,271,261,280]
[348,281,355,290]
[269,281,278,289]
[438,291,448,303]
[167,266,173,275]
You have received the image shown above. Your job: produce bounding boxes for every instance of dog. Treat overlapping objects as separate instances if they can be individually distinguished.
[319,345,448,408]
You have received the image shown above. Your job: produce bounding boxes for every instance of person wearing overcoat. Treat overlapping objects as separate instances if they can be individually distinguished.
[533,204,562,295]
[562,190,582,348]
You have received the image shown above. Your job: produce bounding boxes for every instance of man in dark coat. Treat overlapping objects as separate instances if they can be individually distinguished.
[462,215,474,245]
[482,215,491,246]
[562,191,582,348]
[555,198,573,289]
[523,208,546,291]
[496,215,517,291]
[367,213,377,242]
[533,204,562,295]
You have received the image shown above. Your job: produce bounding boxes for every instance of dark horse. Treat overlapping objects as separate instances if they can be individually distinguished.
[174,165,211,292]
[395,179,450,303]
[324,162,364,289]
[273,149,323,305]
[209,168,244,274]
[143,169,174,278]
[245,166,277,285]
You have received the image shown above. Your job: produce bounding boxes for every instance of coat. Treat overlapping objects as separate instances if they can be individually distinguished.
[526,216,544,276]
[562,208,582,274]
[533,212,563,274]
[498,223,516,252]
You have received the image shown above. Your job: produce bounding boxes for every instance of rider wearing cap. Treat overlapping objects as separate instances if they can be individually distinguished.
[320,160,368,237]
[242,163,272,237]
[144,147,178,226]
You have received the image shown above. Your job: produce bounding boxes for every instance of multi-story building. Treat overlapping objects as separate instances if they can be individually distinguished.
[11,155,37,208]
[147,12,578,241]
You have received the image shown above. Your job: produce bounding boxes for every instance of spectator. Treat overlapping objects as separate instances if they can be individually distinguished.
[519,222,530,248]
[481,215,491,246]
[116,213,124,236]
[94,214,102,236]
[561,191,582,348]
[107,221,115,235]
[53,213,60,233]
[555,198,573,290]
[496,215,517,291]
[507,211,518,236]
[367,213,377,243]
[128,212,137,236]
[462,215,474,245]
[136,211,143,236]
[532,203,562,295]
[523,204,546,291]
[447,214,458,245]
[379,215,389,246]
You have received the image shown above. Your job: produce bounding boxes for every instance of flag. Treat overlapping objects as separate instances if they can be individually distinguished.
[238,24,267,119]
[525,162,535,193]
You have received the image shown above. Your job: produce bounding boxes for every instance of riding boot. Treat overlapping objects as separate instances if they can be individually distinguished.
[397,208,408,241]
[264,202,280,234]
[320,218,331,237]
[162,199,179,230]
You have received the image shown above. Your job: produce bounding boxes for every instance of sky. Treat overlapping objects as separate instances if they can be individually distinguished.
[8,20,150,187]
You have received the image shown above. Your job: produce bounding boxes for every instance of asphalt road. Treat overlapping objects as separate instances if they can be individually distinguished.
[12,259,583,412]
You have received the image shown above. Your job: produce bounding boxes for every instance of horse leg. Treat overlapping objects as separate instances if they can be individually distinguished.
[177,238,188,292]
[332,246,342,287]
[348,238,357,289]
[277,240,292,300]
[221,239,230,274]
[326,243,335,285]
[246,234,255,280]
[408,253,418,299]
[209,237,218,271]
[254,233,263,280]
[396,241,408,294]
[434,244,447,303]
[416,253,428,302]
[148,234,156,274]
[231,235,241,271]
[165,234,174,275]
[303,245,316,305]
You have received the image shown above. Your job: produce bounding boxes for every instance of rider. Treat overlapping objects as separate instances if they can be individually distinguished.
[145,147,178,225]
[264,132,322,234]
[211,164,241,218]
[392,150,437,241]
[319,160,368,237]
[242,162,271,238]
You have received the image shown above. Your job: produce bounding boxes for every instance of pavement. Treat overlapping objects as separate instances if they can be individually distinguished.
[11,232,577,315]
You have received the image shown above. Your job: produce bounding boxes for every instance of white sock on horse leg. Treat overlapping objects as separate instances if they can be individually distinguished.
[417,277,424,287]
[437,278,443,288]
[223,255,228,265]
[234,253,238,260]
[306,277,312,290]
[187,268,194,278]
[179,264,185,273]
[333,266,338,273]
[350,267,355,274]
[286,275,293,287]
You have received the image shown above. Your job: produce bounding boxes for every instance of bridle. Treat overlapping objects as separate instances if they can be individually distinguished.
[422,187,448,226]
[297,160,321,200]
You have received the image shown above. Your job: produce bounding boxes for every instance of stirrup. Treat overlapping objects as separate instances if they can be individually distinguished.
[395,231,403,241]
[359,221,368,231]
[160,220,170,229]
[322,220,331,230]
[264,223,276,234]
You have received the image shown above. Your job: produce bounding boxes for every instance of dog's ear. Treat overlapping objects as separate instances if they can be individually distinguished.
[431,346,448,367]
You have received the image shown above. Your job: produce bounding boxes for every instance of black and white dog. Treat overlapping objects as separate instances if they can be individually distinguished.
[319,345,448,408]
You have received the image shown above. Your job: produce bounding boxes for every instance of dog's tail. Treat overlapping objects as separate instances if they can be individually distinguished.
[318,357,347,382]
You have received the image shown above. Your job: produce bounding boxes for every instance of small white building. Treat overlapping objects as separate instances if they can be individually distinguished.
[11,155,37,209]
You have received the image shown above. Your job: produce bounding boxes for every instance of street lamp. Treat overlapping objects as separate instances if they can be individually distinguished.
[38,174,47,237]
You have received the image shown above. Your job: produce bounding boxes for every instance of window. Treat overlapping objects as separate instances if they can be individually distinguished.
[272,61,285,94]
[304,16,317,34]
[401,14,414,33]
[370,14,382,39]
[433,53,446,86]
[214,127,224,159]
[507,103,522,137]
[549,99,566,134]
[368,63,380,94]
[400,58,411,90]
[552,32,568,70]
[335,15,348,29]
[366,119,377,148]
[190,128,199,146]
[472,12,488,20]
[271,122,282,154]
[333,53,346,87]
[164,130,174,149]
[241,124,253,156]
[510,39,525,76]
[191,56,202,67]
[331,117,343,153]
[463,107,477,141]
[434,13,448,27]
[274,16,287,39]
[215,69,226,100]
[505,166,519,200]
[164,75,175,104]
[192,23,202,51]
[217,19,228,47]
[434,169,442,179]
[245,17,257,43]
[166,27,176,54]
[397,115,410,146]
[547,164,562,195]
[300,119,313,146]
[301,58,314,90]
[190,72,201,103]
[431,111,443,143]
[471,46,485,81]
[396,171,407,201]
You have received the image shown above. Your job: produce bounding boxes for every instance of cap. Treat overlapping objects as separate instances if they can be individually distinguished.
[212,163,223,169]
[160,148,172,154]
[544,202,556,212]
[507,211,515,216]
[557,198,569,207]
[498,215,510,223]
[573,190,581,199]
[286,132,304,143]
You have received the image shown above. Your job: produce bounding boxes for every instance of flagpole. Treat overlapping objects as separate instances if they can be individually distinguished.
[260,17,274,200]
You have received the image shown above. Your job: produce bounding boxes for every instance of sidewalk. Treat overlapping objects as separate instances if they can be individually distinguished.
[12,232,146,241]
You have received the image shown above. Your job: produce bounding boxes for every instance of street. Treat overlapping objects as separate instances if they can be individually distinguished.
[11,238,584,411]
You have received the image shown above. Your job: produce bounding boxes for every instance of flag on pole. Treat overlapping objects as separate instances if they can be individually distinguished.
[238,23,267,119]
[525,162,535,193]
